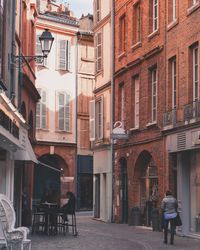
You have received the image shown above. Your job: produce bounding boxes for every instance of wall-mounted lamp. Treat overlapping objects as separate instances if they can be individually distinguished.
[12,29,54,64]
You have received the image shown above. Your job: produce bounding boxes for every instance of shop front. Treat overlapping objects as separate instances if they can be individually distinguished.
[166,128,200,237]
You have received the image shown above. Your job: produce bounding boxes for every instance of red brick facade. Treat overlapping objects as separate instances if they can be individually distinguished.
[114,0,200,226]
[114,0,166,224]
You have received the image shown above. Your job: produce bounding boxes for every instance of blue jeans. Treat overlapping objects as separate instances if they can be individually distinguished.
[164,218,176,243]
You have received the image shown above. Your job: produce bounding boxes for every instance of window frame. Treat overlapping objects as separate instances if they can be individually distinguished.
[133,76,140,128]
[193,45,199,102]
[132,3,141,45]
[172,58,177,109]
[172,0,176,21]
[36,88,48,130]
[153,0,159,32]
[95,32,102,73]
[151,68,157,122]
[57,91,71,132]
[119,14,126,53]
[57,39,70,71]
[95,96,104,140]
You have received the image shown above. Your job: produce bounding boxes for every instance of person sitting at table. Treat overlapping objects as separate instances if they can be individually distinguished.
[60,191,76,221]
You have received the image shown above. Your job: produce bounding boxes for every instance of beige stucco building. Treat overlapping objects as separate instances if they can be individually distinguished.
[91,0,113,222]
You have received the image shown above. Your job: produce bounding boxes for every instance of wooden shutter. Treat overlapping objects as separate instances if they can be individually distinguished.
[41,90,47,129]
[97,32,102,72]
[65,93,70,131]
[36,88,41,128]
[100,96,104,139]
[89,100,95,141]
[59,40,67,70]
[135,77,139,128]
[66,40,71,71]
[58,92,65,130]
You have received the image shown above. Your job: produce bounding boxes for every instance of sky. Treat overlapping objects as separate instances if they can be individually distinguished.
[60,0,93,18]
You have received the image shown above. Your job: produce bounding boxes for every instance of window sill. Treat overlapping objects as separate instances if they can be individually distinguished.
[131,42,142,51]
[95,70,103,77]
[55,130,71,133]
[81,57,94,62]
[36,128,49,131]
[148,29,160,41]
[146,121,157,128]
[129,126,139,132]
[167,19,179,31]
[187,2,200,16]
[118,51,126,60]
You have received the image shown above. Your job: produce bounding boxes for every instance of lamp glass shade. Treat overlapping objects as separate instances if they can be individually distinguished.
[39,29,54,56]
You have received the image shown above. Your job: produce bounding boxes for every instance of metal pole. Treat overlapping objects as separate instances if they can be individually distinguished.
[111,0,115,223]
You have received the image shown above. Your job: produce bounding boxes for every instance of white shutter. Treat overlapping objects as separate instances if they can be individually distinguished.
[41,90,47,129]
[100,96,104,139]
[135,78,139,128]
[36,88,41,128]
[89,100,95,141]
[65,93,70,131]
[59,40,67,70]
[58,92,65,130]
[67,40,71,71]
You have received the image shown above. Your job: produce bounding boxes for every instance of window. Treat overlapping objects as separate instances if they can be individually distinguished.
[36,89,48,129]
[120,84,125,127]
[89,96,104,141]
[151,68,157,122]
[95,0,100,23]
[0,0,5,78]
[193,46,199,102]
[132,76,140,128]
[119,15,126,53]
[168,0,177,23]
[95,32,102,73]
[36,34,48,66]
[192,0,198,5]
[57,92,70,132]
[153,0,158,32]
[57,40,70,71]
[133,3,141,45]
[172,59,177,108]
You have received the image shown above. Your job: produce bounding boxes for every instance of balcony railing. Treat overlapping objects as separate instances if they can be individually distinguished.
[163,109,177,127]
[163,100,200,129]
[184,100,200,121]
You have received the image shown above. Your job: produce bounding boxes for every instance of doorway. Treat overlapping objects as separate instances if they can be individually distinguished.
[120,158,128,223]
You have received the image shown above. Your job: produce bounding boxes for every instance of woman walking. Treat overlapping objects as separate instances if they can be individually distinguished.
[161,190,178,245]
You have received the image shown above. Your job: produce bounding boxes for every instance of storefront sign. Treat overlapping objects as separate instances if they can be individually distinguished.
[0,109,19,139]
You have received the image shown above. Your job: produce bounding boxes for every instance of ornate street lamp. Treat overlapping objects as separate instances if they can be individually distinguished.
[12,29,54,64]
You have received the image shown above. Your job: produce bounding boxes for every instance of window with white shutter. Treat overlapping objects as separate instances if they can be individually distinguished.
[36,88,48,129]
[89,100,95,141]
[151,68,157,122]
[57,39,70,71]
[95,32,102,73]
[134,77,140,128]
[95,96,103,140]
[57,92,71,131]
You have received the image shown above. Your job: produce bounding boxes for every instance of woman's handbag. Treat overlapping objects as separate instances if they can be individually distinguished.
[175,213,182,226]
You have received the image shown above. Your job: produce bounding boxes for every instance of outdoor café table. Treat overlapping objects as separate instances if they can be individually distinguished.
[40,202,58,235]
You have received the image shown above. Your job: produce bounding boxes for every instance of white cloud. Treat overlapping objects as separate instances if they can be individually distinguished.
[61,0,93,18]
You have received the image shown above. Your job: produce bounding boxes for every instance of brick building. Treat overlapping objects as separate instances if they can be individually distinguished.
[114,0,166,225]
[163,0,200,236]
[113,0,200,237]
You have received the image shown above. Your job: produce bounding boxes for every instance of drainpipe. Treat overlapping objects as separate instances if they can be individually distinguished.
[111,0,115,223]
[11,0,16,100]
[18,0,22,109]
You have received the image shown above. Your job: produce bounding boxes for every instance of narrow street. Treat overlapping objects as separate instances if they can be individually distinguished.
[31,212,200,250]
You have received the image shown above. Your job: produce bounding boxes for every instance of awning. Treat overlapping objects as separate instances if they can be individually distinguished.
[37,160,61,172]
[14,137,38,163]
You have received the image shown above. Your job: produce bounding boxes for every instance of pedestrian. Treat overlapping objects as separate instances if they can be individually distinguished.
[161,190,178,245]
[60,191,76,221]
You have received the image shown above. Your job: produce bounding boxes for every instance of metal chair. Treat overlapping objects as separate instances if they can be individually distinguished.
[31,205,45,234]
[57,211,78,236]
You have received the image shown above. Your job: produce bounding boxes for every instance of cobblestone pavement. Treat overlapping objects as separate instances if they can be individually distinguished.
[30,212,200,250]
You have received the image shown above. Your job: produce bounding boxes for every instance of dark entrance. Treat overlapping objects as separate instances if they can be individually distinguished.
[80,174,93,209]
[94,174,100,218]
[120,158,128,223]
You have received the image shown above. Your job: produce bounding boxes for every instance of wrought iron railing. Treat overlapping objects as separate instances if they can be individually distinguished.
[184,100,200,121]
[163,108,177,127]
